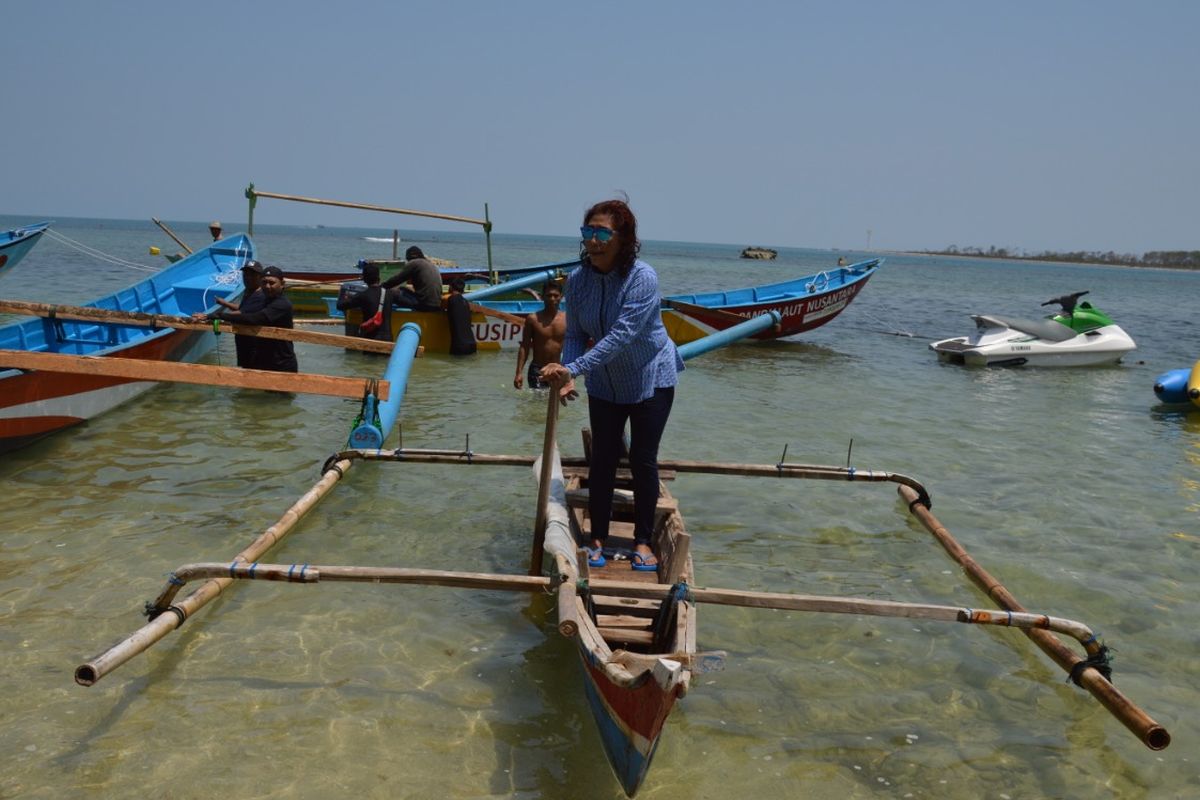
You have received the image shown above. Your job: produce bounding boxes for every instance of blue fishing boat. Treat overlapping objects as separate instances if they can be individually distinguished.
[0,222,51,280]
[0,235,253,452]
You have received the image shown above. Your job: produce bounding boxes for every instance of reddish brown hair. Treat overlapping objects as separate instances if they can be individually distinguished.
[582,198,640,275]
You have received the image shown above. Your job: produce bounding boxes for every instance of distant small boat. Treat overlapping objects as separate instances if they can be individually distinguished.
[740,246,777,260]
[0,235,252,453]
[0,222,51,279]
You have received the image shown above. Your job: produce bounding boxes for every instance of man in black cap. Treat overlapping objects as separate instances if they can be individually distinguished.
[195,265,298,373]
[215,259,267,367]
[382,245,442,311]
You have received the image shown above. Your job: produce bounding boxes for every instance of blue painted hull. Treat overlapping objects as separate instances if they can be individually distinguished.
[0,222,51,279]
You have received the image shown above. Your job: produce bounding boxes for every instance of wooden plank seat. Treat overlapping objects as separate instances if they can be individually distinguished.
[564,487,678,518]
[562,466,677,482]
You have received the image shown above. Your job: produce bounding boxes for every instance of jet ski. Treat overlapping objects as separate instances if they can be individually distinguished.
[930,291,1136,367]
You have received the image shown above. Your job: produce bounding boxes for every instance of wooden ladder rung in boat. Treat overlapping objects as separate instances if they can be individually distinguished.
[596,627,655,646]
[591,595,660,616]
[564,488,678,518]
[562,466,677,482]
[596,614,653,629]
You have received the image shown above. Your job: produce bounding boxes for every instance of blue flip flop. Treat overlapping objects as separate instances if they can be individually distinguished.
[586,546,606,568]
[631,552,658,572]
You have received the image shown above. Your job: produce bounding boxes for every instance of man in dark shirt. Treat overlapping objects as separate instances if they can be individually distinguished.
[337,262,393,344]
[195,265,298,372]
[445,277,477,356]
[382,245,442,311]
[215,259,267,367]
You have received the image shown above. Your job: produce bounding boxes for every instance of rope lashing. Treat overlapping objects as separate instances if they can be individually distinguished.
[1069,644,1114,686]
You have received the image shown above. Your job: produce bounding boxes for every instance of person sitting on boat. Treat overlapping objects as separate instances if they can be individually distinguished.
[194,265,298,373]
[337,262,393,344]
[539,198,683,572]
[514,279,565,390]
[209,221,223,242]
[445,277,477,356]
[382,246,443,311]
[214,259,267,368]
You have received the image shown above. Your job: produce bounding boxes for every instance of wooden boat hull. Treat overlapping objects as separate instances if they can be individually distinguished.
[342,258,882,354]
[0,222,51,280]
[0,236,253,452]
[552,466,696,796]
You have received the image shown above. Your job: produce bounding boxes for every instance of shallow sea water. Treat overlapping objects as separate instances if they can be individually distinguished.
[1,216,1198,798]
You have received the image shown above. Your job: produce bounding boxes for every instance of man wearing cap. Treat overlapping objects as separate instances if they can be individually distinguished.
[215,259,267,367]
[209,221,223,242]
[381,245,442,311]
[195,265,298,373]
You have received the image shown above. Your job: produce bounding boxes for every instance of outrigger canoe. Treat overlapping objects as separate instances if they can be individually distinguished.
[0,235,252,453]
[0,222,51,280]
[332,257,882,353]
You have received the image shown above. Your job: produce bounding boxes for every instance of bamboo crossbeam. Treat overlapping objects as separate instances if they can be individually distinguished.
[75,458,355,686]
[0,350,388,400]
[330,448,930,502]
[898,485,1170,750]
[248,189,489,228]
[0,300,395,355]
[135,561,1102,646]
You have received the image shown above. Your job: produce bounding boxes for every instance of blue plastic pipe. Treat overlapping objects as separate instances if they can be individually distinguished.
[676,311,782,361]
[463,269,561,302]
[348,322,423,449]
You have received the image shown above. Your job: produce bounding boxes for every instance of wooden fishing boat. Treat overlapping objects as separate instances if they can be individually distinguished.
[0,222,51,280]
[0,235,252,453]
[548,454,695,795]
[332,257,882,353]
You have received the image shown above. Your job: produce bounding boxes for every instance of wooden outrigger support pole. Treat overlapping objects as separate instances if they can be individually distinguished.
[898,485,1171,750]
[244,183,496,282]
[74,456,355,687]
[131,561,1111,662]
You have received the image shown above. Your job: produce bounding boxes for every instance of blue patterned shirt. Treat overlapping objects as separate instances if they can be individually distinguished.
[562,259,683,403]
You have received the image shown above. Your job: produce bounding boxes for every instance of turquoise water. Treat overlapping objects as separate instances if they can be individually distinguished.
[1,216,1197,799]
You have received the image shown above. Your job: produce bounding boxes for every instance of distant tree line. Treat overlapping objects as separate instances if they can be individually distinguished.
[920,245,1200,270]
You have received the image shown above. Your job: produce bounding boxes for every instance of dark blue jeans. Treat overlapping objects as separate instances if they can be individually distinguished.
[587,386,675,546]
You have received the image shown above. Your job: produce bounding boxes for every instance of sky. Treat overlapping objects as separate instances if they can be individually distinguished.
[7,1,1198,254]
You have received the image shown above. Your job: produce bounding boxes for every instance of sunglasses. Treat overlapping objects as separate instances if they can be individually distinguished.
[580,225,614,243]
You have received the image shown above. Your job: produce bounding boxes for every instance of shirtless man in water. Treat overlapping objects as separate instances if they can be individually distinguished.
[514,280,565,389]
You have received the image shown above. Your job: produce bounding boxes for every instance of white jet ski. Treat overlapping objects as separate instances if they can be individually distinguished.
[930,291,1136,367]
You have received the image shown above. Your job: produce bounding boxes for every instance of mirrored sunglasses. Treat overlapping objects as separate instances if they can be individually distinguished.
[580,225,614,243]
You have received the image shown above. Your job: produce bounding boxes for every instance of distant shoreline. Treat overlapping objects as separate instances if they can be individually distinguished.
[896,249,1199,271]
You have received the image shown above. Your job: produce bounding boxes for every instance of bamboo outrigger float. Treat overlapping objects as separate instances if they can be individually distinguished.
[73,316,1169,796]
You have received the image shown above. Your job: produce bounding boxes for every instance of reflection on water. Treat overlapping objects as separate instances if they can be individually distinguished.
[2,219,1199,798]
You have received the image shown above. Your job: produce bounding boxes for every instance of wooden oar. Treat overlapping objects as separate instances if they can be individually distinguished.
[529,387,560,575]
[0,350,388,400]
[141,561,1102,646]
[469,301,525,326]
[151,217,193,255]
[0,299,395,355]
[898,485,1170,750]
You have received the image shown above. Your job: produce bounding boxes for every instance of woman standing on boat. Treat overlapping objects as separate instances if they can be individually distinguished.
[540,199,683,572]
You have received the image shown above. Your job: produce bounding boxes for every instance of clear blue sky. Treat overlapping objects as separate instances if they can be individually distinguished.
[8,1,1197,254]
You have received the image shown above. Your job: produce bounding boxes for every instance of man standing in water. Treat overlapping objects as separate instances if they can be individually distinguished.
[195,265,298,373]
[514,279,565,389]
[214,259,267,368]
